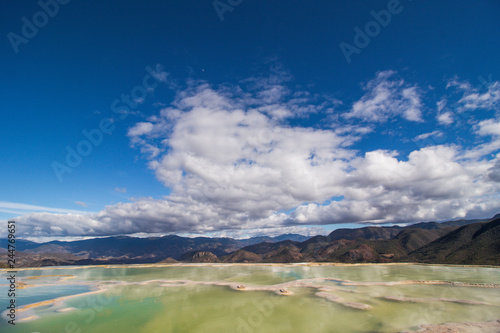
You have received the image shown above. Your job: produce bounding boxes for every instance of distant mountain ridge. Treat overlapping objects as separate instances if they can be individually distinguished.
[220,216,499,265]
[0,233,310,267]
[0,215,498,267]
[407,214,497,229]
[327,226,403,241]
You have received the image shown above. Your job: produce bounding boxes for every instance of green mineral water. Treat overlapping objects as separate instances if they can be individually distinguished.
[1,264,499,332]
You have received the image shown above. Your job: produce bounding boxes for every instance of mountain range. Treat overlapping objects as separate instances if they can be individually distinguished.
[0,215,499,267]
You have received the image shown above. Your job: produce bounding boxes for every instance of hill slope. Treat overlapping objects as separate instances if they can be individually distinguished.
[409,217,500,265]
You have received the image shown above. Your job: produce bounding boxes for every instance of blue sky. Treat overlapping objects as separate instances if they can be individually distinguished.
[1,0,500,241]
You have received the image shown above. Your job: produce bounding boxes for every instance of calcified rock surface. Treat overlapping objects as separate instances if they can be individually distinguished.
[400,319,500,333]
[383,296,491,305]
[315,292,372,310]
[342,280,500,288]
[8,273,500,317]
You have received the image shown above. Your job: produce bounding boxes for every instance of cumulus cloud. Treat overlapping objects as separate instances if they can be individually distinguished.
[486,157,500,183]
[287,145,499,225]
[477,118,500,136]
[345,71,423,122]
[10,71,500,238]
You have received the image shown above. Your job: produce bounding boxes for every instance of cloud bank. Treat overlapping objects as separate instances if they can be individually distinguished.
[11,70,500,238]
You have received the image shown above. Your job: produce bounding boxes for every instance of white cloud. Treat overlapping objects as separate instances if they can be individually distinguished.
[486,156,500,183]
[446,78,500,112]
[75,201,88,207]
[477,118,500,137]
[0,201,89,215]
[437,99,446,112]
[463,118,500,159]
[128,122,154,137]
[437,112,454,125]
[435,99,454,125]
[9,71,500,238]
[345,71,423,122]
[414,130,443,141]
[458,81,500,112]
[286,146,499,225]
[148,64,169,83]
